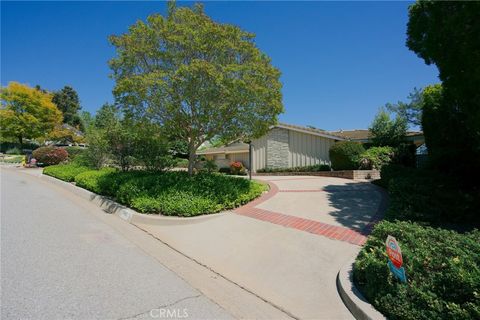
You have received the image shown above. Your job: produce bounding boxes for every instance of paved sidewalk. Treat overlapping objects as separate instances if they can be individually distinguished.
[133,176,385,319]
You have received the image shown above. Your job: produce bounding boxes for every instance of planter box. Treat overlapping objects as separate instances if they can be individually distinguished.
[254,169,380,180]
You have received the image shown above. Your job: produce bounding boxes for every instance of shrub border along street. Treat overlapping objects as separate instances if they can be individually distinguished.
[44,163,267,217]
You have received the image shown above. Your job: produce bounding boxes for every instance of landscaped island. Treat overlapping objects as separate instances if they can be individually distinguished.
[44,163,267,217]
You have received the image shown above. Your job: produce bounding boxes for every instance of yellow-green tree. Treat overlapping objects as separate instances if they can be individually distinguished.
[0,82,62,144]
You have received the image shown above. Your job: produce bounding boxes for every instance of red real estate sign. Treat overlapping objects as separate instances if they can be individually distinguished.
[386,235,403,268]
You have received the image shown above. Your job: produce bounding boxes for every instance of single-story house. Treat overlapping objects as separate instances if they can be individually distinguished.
[196,123,425,173]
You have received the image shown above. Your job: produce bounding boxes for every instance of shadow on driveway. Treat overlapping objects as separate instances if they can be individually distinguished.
[323,182,384,233]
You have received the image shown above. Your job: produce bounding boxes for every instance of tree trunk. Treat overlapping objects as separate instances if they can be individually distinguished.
[187,149,196,176]
[18,135,23,145]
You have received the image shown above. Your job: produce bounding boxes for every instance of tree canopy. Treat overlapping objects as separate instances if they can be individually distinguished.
[369,108,407,147]
[385,88,423,127]
[52,86,83,130]
[407,1,480,180]
[109,3,283,174]
[0,82,62,144]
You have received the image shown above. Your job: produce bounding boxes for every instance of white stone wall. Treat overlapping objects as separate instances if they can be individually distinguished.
[266,127,289,168]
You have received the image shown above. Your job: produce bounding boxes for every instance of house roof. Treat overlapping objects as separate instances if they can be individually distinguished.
[275,123,346,140]
[328,129,423,141]
[196,142,249,155]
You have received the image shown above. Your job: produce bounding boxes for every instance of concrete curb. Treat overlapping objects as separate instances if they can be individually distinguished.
[337,255,386,320]
[40,174,227,225]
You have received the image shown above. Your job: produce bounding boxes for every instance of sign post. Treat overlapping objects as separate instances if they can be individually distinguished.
[386,235,407,283]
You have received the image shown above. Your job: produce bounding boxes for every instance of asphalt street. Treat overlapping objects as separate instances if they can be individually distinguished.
[1,168,233,320]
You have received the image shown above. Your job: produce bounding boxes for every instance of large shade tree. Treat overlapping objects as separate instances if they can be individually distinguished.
[109,3,283,174]
[0,82,62,144]
[407,1,480,179]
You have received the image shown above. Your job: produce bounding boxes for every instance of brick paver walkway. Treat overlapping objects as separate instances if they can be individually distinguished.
[235,177,384,246]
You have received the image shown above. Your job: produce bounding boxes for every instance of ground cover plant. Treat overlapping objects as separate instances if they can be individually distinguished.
[45,163,267,217]
[43,163,92,182]
[353,220,480,320]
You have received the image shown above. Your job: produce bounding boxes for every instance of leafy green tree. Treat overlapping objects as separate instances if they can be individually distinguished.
[407,1,480,180]
[369,109,407,147]
[385,88,423,127]
[0,82,62,144]
[52,86,83,130]
[109,3,283,174]
[80,111,94,131]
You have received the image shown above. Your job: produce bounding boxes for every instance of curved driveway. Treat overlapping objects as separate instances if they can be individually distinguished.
[133,175,386,319]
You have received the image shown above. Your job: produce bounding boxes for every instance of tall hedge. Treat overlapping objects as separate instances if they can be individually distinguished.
[329,141,365,170]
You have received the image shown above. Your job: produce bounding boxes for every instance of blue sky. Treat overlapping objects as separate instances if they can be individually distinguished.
[1,1,439,131]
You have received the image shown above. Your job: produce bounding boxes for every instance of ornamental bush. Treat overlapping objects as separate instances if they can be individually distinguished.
[329,141,365,170]
[32,146,68,166]
[358,146,394,170]
[230,161,246,175]
[54,163,267,217]
[378,164,479,226]
[74,167,117,194]
[43,163,92,182]
[353,220,480,320]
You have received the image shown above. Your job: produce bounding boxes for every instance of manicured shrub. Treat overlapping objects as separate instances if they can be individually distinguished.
[329,141,365,170]
[378,164,479,226]
[353,220,480,320]
[43,163,92,182]
[74,167,117,194]
[358,146,394,170]
[69,168,267,216]
[257,164,331,173]
[32,146,68,166]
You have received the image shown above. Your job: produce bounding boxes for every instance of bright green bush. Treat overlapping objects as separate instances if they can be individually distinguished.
[329,141,365,170]
[43,164,92,182]
[354,221,480,320]
[69,168,266,216]
[74,167,117,194]
[257,164,331,173]
[358,146,394,170]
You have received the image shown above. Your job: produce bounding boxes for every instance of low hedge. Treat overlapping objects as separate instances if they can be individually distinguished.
[257,164,331,173]
[50,164,266,217]
[329,141,365,170]
[353,220,480,320]
[378,164,479,226]
[43,164,93,182]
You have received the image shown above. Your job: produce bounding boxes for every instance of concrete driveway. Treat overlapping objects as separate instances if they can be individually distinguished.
[133,175,386,319]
